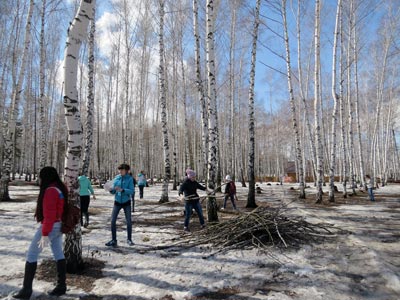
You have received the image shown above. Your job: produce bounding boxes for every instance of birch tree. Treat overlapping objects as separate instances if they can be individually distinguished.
[206,0,219,220]
[39,0,48,169]
[158,0,170,203]
[281,0,305,199]
[246,0,260,208]
[63,0,95,272]
[0,0,34,202]
[193,0,208,181]
[352,1,365,189]
[328,0,342,202]
[82,7,96,176]
[314,0,324,204]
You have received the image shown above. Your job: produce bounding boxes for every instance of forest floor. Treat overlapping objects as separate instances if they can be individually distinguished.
[0,179,399,300]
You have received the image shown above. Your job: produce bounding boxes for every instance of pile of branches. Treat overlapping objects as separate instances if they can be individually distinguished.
[193,207,338,252]
[145,207,339,254]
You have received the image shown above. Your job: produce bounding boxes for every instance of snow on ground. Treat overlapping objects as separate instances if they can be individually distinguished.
[1,180,400,299]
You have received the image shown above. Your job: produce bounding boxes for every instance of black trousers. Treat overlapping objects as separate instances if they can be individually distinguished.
[80,195,90,225]
[139,186,144,199]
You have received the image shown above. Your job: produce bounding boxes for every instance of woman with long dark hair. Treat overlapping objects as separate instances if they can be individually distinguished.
[13,166,68,299]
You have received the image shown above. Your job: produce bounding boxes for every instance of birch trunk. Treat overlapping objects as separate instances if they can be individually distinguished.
[281,0,305,199]
[352,3,365,189]
[339,18,348,198]
[297,1,317,186]
[346,0,356,194]
[246,0,260,208]
[82,7,96,176]
[314,0,324,204]
[228,1,237,179]
[206,0,219,221]
[158,0,170,203]
[63,0,95,273]
[193,0,208,181]
[0,0,34,202]
[39,0,47,169]
[328,0,342,202]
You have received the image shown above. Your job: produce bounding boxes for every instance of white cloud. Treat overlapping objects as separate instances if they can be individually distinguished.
[96,11,119,58]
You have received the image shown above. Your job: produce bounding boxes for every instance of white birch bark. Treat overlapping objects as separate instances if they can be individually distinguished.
[193,0,208,181]
[328,0,342,202]
[346,0,356,194]
[39,0,47,169]
[0,0,34,202]
[339,19,348,198]
[158,0,170,203]
[297,1,317,185]
[63,0,95,272]
[228,1,238,179]
[314,0,324,203]
[352,3,365,189]
[206,0,219,220]
[281,0,305,199]
[246,0,260,208]
[82,7,96,176]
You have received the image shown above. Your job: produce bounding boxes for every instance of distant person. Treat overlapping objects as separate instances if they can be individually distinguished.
[137,170,147,199]
[78,174,96,228]
[128,171,137,212]
[221,175,237,210]
[13,167,68,299]
[105,164,134,247]
[178,169,207,232]
[365,175,375,201]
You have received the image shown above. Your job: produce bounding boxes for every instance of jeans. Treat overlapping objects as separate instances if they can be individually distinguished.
[138,185,144,199]
[111,203,132,241]
[368,188,375,201]
[223,194,236,209]
[27,222,64,263]
[184,200,205,228]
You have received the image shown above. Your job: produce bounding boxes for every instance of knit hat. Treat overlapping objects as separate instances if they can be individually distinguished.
[225,175,232,181]
[186,169,196,179]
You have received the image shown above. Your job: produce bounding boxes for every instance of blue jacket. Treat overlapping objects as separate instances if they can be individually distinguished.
[110,174,134,204]
[78,175,94,196]
[137,173,146,186]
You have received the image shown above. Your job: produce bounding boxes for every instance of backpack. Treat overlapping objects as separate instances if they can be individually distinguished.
[229,181,236,195]
[49,186,80,234]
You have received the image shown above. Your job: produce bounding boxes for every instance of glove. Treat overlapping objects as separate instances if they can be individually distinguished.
[92,195,96,200]
[38,236,49,249]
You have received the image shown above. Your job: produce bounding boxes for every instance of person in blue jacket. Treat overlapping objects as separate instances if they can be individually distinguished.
[137,171,146,199]
[105,164,134,247]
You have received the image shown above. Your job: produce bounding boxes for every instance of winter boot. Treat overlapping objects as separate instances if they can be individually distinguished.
[84,213,89,228]
[13,261,37,299]
[48,259,66,296]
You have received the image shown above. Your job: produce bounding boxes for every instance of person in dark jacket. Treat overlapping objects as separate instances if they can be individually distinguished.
[178,169,207,232]
[105,164,134,247]
[13,166,68,299]
[222,175,237,210]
